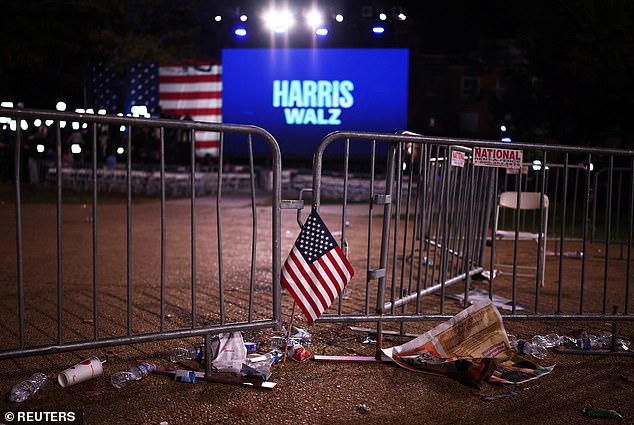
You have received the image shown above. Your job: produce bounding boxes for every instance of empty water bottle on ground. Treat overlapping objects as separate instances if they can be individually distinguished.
[169,344,203,363]
[577,330,607,350]
[508,334,547,359]
[531,333,562,349]
[8,372,48,402]
[241,351,279,381]
[111,362,156,389]
[245,351,280,368]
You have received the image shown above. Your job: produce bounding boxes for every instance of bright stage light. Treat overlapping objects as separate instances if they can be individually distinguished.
[315,28,328,36]
[305,10,323,27]
[263,9,295,33]
[335,14,344,22]
[234,27,247,37]
[372,25,385,34]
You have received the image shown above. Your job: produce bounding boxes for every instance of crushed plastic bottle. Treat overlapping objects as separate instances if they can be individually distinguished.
[577,330,605,350]
[169,344,203,363]
[8,372,47,402]
[111,362,156,389]
[241,351,280,381]
[531,333,562,348]
[280,326,312,347]
[245,351,280,368]
[507,334,547,359]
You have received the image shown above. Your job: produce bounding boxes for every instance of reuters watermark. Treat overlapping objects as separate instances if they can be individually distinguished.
[2,410,82,424]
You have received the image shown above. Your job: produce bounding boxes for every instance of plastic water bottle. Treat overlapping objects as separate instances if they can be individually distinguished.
[577,330,602,350]
[531,333,562,348]
[8,372,48,402]
[245,351,280,368]
[169,344,203,363]
[242,351,279,381]
[508,334,547,359]
[111,362,156,389]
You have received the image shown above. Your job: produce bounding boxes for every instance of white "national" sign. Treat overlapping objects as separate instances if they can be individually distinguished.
[473,147,523,169]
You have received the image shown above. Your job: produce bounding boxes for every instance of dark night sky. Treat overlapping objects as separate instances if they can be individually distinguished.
[0,0,512,109]
[1,0,633,147]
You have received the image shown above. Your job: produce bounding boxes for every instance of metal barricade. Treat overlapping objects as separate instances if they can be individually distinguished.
[305,131,634,357]
[0,108,282,374]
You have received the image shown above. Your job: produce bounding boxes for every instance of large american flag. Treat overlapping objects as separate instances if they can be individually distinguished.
[89,60,222,157]
[281,209,354,323]
[159,62,222,157]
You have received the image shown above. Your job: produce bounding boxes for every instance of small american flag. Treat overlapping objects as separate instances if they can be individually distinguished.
[281,209,354,323]
[159,62,222,157]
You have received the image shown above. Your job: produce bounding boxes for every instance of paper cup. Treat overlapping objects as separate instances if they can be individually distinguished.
[58,356,103,387]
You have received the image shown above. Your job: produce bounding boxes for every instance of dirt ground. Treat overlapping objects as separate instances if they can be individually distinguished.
[0,187,633,425]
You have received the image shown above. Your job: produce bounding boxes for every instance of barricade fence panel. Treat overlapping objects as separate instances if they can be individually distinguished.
[305,131,634,355]
[0,108,282,370]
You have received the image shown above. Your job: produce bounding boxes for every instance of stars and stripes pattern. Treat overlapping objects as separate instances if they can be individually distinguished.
[126,62,160,115]
[281,209,354,323]
[88,62,124,114]
[159,62,222,157]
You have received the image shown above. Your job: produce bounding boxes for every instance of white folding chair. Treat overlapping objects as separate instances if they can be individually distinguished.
[493,191,549,286]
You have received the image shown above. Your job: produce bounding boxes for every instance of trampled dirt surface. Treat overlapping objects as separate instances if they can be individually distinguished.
[0,187,633,425]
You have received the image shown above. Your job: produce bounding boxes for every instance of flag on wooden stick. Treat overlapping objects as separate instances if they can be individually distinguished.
[281,208,354,323]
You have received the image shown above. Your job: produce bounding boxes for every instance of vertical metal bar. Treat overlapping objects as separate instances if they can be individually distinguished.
[408,144,423,314]
[56,122,63,344]
[552,167,560,246]
[446,159,460,279]
[462,158,476,307]
[489,170,499,296]
[420,146,436,291]
[615,170,623,246]
[591,172,599,243]
[558,155,569,313]
[338,138,350,313]
[389,146,403,313]
[159,127,166,332]
[571,167,580,239]
[270,133,282,329]
[438,147,451,314]
[399,143,415,321]
[579,155,591,314]
[14,119,25,348]
[409,145,427,315]
[602,156,614,314]
[91,122,99,339]
[535,150,547,311]
[511,170,522,313]
[625,158,633,314]
[190,128,197,327]
[427,148,444,293]
[204,333,212,376]
[364,140,376,315]
[216,132,225,324]
[247,135,256,323]
[415,144,428,313]
[126,125,133,336]
[375,143,397,359]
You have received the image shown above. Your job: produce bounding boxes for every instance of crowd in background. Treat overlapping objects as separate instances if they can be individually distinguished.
[0,120,200,184]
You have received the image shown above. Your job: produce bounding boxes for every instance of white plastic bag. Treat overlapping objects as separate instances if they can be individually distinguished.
[209,332,247,373]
